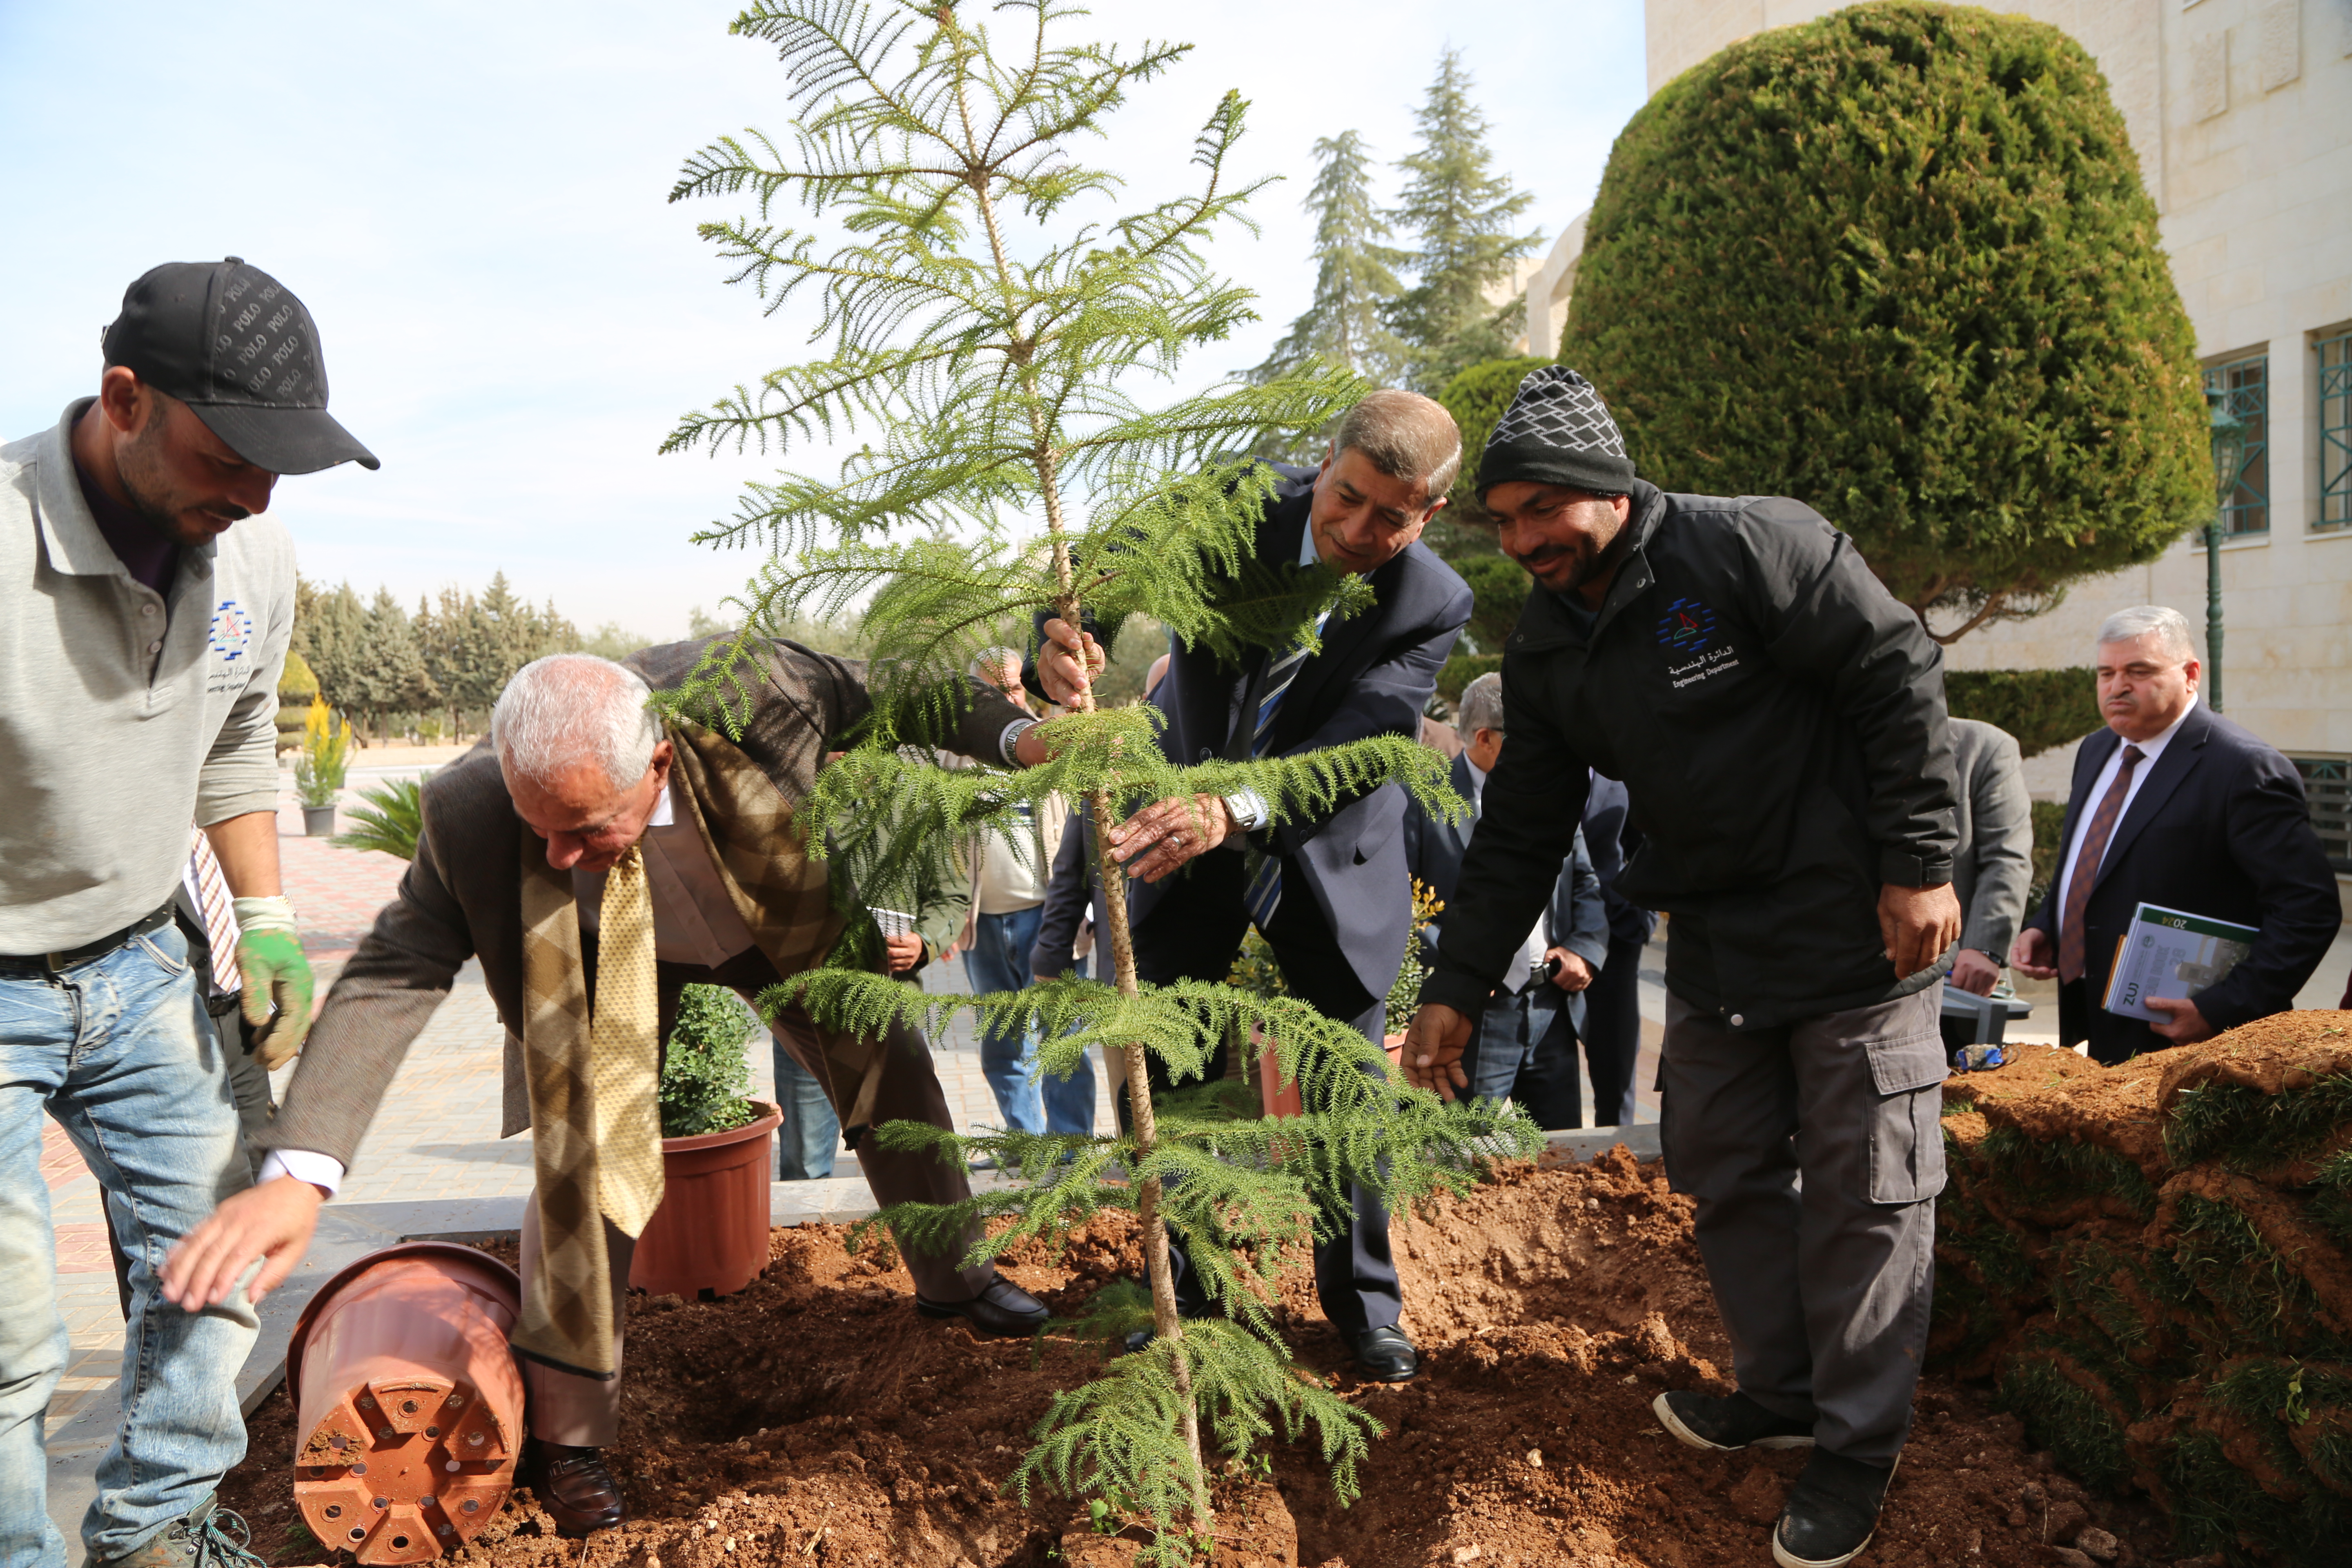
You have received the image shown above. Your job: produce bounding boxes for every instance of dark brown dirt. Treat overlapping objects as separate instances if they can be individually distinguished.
[221,1151,2184,1567]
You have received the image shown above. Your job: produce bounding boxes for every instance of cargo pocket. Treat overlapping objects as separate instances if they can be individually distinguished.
[1864,1031,1948,1204]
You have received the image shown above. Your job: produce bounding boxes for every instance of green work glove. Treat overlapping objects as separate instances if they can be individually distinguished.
[232,896,315,1069]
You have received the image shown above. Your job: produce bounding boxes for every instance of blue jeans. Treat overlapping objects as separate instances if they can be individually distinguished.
[0,923,258,1568]
[961,906,1094,1136]
[771,1037,840,1180]
[1461,983,1584,1129]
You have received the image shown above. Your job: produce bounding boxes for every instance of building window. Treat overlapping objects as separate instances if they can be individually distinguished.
[2297,757,2352,874]
[2320,330,2352,532]
[2204,353,2270,536]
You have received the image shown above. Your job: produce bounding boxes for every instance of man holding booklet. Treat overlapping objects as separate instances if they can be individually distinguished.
[2011,606,2339,1064]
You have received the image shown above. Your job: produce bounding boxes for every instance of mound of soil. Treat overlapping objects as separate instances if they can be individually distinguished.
[221,1151,2182,1567]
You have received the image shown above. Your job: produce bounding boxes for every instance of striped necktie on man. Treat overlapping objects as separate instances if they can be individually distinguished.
[1242,610,1331,932]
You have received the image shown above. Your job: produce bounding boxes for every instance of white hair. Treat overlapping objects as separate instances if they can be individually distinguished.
[968,646,1023,682]
[2096,605,2194,662]
[1456,671,1506,745]
[492,654,660,791]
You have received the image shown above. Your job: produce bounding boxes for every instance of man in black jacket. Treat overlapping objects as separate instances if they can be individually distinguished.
[1402,368,1961,1568]
[2010,606,2337,1064]
[1037,389,1473,1382]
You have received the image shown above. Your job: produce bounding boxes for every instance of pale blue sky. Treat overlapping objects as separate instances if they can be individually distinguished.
[2,0,1647,640]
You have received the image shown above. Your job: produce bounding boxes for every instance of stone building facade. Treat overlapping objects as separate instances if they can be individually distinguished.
[1521,0,2350,895]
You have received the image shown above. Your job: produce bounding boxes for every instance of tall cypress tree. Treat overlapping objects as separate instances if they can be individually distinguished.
[1385,50,1537,393]
[1251,130,1408,390]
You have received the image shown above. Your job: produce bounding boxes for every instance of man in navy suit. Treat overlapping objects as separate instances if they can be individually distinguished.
[1401,672,1608,1129]
[2011,605,2338,1065]
[1036,389,1473,1381]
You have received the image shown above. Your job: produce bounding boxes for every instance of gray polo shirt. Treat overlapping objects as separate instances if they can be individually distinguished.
[1,399,295,953]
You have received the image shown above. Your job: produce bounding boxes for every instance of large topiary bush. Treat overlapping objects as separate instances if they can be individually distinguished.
[1561,2,2209,641]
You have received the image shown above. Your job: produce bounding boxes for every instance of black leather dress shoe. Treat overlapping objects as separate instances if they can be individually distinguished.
[1349,1324,1419,1381]
[1772,1450,1895,1568]
[914,1274,1051,1336]
[523,1441,625,1537]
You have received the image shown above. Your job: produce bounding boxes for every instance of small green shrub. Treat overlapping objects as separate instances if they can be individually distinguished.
[660,984,760,1139]
[333,774,428,860]
[1946,668,2101,758]
[1437,653,1502,703]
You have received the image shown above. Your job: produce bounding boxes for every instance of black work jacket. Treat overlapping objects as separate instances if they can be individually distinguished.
[1421,481,1960,1031]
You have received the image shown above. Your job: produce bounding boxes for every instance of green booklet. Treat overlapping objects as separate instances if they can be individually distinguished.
[2101,902,2258,1022]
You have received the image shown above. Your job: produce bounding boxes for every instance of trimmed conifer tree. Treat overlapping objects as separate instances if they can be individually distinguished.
[1561,1,2209,641]
[1251,129,1410,391]
[1385,49,1538,395]
[661,4,1537,1558]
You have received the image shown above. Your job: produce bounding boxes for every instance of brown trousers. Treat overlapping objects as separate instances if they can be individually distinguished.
[518,965,992,1446]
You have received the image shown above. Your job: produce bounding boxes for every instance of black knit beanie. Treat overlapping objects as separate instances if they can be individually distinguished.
[1476,365,1637,501]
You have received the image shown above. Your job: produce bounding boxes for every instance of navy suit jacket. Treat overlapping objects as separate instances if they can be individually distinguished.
[1131,466,1470,997]
[2024,703,2339,1062]
[1401,750,1608,1030]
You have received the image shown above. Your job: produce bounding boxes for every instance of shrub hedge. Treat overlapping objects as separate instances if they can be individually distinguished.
[1946,667,2099,758]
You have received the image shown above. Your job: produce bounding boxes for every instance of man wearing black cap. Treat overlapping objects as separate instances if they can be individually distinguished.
[1401,367,1960,1568]
[0,259,376,1568]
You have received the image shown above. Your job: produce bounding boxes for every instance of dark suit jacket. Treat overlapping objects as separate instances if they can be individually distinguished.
[2025,703,2339,1063]
[1401,750,1608,1030]
[1129,464,1472,998]
[1579,772,1654,948]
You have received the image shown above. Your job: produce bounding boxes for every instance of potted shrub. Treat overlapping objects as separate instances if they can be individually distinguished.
[294,695,351,837]
[629,984,781,1299]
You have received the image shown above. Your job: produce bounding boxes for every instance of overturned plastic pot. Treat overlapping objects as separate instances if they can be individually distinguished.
[286,1242,524,1564]
[629,1099,781,1299]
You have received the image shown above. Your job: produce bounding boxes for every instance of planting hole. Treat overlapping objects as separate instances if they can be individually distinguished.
[372,1498,390,1510]
[347,1529,365,1542]
[444,1461,459,1473]
[446,1395,463,1408]
[461,1501,479,1515]
[401,1400,417,1414]
[378,1428,395,1441]
[392,1537,410,1550]
[351,1463,367,1476]
[439,1526,454,1537]
[324,1507,342,1520]
[424,1425,439,1438]
[466,1431,484,1446]
[359,1396,374,1408]
[420,1497,437,1510]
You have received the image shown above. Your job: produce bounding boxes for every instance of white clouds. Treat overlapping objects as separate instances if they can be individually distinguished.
[1,0,1644,640]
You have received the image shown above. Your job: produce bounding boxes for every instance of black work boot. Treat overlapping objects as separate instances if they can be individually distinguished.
[1772,1449,1896,1568]
[1653,1388,1816,1452]
[89,1495,264,1568]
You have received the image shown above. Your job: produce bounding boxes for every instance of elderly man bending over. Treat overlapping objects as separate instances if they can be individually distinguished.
[164,645,1055,1535]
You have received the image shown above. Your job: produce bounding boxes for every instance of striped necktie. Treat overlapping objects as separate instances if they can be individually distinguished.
[185,829,242,998]
[1242,610,1331,932]
[2057,744,2145,984]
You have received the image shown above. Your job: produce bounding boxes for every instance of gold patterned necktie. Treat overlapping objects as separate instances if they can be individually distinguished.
[592,845,666,1236]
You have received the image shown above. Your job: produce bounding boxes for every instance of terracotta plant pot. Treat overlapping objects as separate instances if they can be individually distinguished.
[629,1100,782,1299]
[285,1242,524,1564]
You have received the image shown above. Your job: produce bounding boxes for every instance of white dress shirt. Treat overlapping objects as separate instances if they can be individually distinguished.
[2053,695,2198,929]
[261,775,756,1195]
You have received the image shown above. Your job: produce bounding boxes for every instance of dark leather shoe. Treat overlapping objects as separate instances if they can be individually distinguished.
[524,1441,625,1538]
[1772,1450,1895,1568]
[915,1274,1051,1336]
[1349,1324,1419,1382]
[1655,1388,1816,1452]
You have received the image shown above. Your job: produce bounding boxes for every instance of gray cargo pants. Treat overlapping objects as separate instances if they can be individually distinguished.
[1659,985,1944,1465]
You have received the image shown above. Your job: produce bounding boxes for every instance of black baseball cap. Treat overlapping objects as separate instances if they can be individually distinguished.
[101,258,379,474]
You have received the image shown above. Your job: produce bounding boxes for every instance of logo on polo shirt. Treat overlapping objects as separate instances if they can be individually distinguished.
[208,601,256,662]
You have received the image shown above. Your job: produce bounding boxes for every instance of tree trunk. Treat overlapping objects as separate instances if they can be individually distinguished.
[1086,786,1209,1529]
